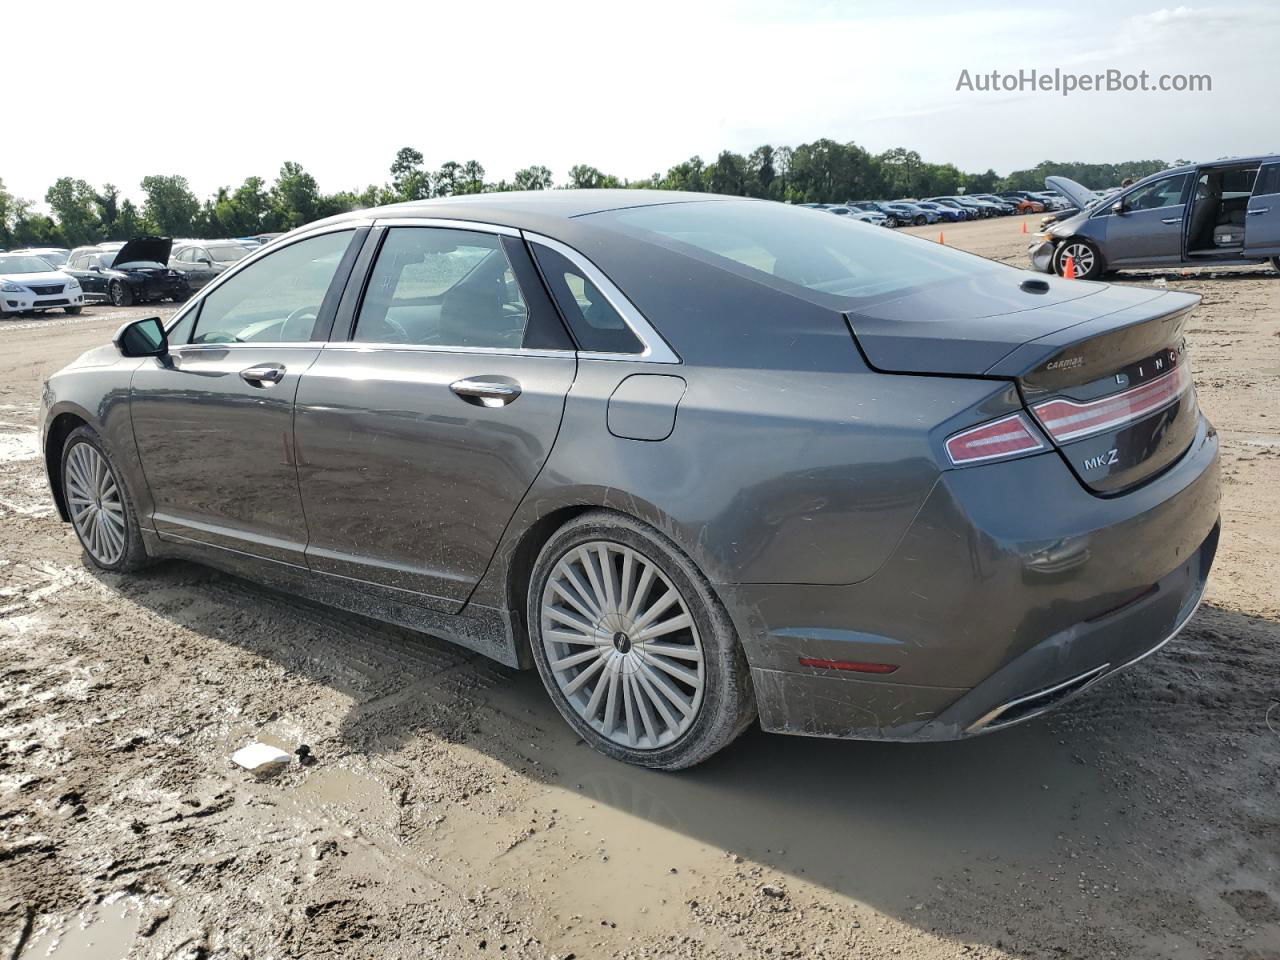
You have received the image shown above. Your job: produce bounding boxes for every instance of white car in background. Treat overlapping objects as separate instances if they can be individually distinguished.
[7,246,71,266]
[0,253,85,318]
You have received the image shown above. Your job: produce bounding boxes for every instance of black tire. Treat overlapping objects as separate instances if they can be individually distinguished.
[913,215,926,226]
[1054,238,1105,280]
[110,281,133,307]
[64,306,83,315]
[1270,256,1280,274]
[527,510,755,770]
[60,425,149,573]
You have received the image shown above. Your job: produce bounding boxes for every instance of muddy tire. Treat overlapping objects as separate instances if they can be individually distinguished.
[527,510,755,770]
[60,425,149,573]
[110,281,133,307]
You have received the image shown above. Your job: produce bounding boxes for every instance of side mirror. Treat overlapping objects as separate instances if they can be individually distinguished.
[1111,200,1126,215]
[90,265,102,273]
[198,257,212,266]
[114,316,168,358]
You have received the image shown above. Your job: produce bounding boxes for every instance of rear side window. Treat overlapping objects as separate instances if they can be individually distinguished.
[1253,164,1280,197]
[531,244,643,354]
[352,228,528,349]
[595,199,1005,302]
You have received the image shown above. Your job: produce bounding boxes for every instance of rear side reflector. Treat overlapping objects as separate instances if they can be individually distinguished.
[1031,363,1191,443]
[798,657,899,675]
[944,413,1046,466]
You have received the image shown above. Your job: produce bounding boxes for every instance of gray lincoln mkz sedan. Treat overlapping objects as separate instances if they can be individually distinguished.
[41,191,1220,769]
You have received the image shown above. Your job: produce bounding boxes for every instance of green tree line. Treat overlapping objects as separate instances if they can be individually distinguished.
[1,142,1174,249]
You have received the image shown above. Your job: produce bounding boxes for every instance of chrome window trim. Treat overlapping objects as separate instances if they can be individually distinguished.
[162,220,372,338]
[522,232,681,365]
[370,216,520,237]
[321,341,575,360]
[169,342,323,353]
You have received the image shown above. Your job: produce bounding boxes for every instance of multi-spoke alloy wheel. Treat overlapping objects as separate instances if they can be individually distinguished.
[541,541,705,750]
[60,427,147,573]
[65,440,128,566]
[529,512,755,769]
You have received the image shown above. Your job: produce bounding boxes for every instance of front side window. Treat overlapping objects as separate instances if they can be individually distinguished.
[351,228,527,349]
[188,230,352,344]
[1124,175,1189,211]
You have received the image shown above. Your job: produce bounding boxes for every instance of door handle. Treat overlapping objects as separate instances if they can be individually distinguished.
[1247,207,1270,215]
[450,377,521,408]
[1161,217,1182,224]
[240,363,286,386]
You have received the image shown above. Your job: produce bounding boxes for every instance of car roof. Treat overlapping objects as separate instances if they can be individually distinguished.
[311,189,734,233]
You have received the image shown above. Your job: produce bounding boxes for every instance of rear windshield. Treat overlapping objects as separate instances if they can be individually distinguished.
[596,199,1005,302]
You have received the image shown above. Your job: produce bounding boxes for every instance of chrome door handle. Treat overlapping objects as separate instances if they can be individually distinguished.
[1161,217,1182,224]
[240,363,285,386]
[450,377,521,408]
[1247,207,1270,215]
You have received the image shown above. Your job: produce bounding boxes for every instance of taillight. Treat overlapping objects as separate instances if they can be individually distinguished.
[1031,363,1191,444]
[945,413,1046,466]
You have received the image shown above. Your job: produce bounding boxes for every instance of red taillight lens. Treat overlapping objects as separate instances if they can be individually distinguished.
[1031,363,1191,443]
[945,413,1046,466]
[798,657,899,674]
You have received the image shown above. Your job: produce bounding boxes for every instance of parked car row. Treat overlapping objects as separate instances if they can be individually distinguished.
[0,235,266,317]
[799,191,1067,228]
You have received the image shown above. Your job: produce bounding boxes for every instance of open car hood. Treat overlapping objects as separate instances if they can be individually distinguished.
[1044,176,1097,211]
[112,236,173,267]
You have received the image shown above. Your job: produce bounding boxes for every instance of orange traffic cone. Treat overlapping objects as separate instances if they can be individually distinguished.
[938,231,945,244]
[1063,256,1076,279]
[1021,221,1028,234]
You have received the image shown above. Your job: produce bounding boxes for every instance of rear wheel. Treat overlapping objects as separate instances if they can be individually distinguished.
[61,426,148,572]
[1270,256,1280,274]
[1054,238,1105,279]
[528,511,755,770]
[109,281,133,307]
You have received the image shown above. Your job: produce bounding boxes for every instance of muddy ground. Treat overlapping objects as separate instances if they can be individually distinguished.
[2,217,1278,960]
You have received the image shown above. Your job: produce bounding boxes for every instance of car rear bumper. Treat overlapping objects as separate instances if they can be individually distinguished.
[726,415,1221,741]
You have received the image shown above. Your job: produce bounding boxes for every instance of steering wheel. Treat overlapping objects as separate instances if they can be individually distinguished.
[280,306,319,342]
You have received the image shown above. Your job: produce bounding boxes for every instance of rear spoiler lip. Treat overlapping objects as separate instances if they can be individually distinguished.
[983,290,1201,380]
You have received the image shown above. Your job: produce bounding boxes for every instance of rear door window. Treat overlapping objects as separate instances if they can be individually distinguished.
[351,227,528,349]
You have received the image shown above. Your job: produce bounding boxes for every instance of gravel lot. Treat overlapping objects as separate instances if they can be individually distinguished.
[2,217,1279,960]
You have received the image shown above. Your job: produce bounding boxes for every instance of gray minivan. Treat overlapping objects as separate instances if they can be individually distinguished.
[1029,155,1280,278]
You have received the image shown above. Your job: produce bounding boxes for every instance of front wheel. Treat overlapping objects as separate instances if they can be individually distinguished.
[1054,238,1105,279]
[1270,256,1280,274]
[528,511,755,770]
[109,281,133,307]
[61,426,149,572]
[913,215,926,226]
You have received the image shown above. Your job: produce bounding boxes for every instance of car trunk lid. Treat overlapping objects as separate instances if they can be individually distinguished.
[846,275,1202,493]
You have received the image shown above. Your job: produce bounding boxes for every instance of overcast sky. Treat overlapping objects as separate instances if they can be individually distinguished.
[6,0,1277,205]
